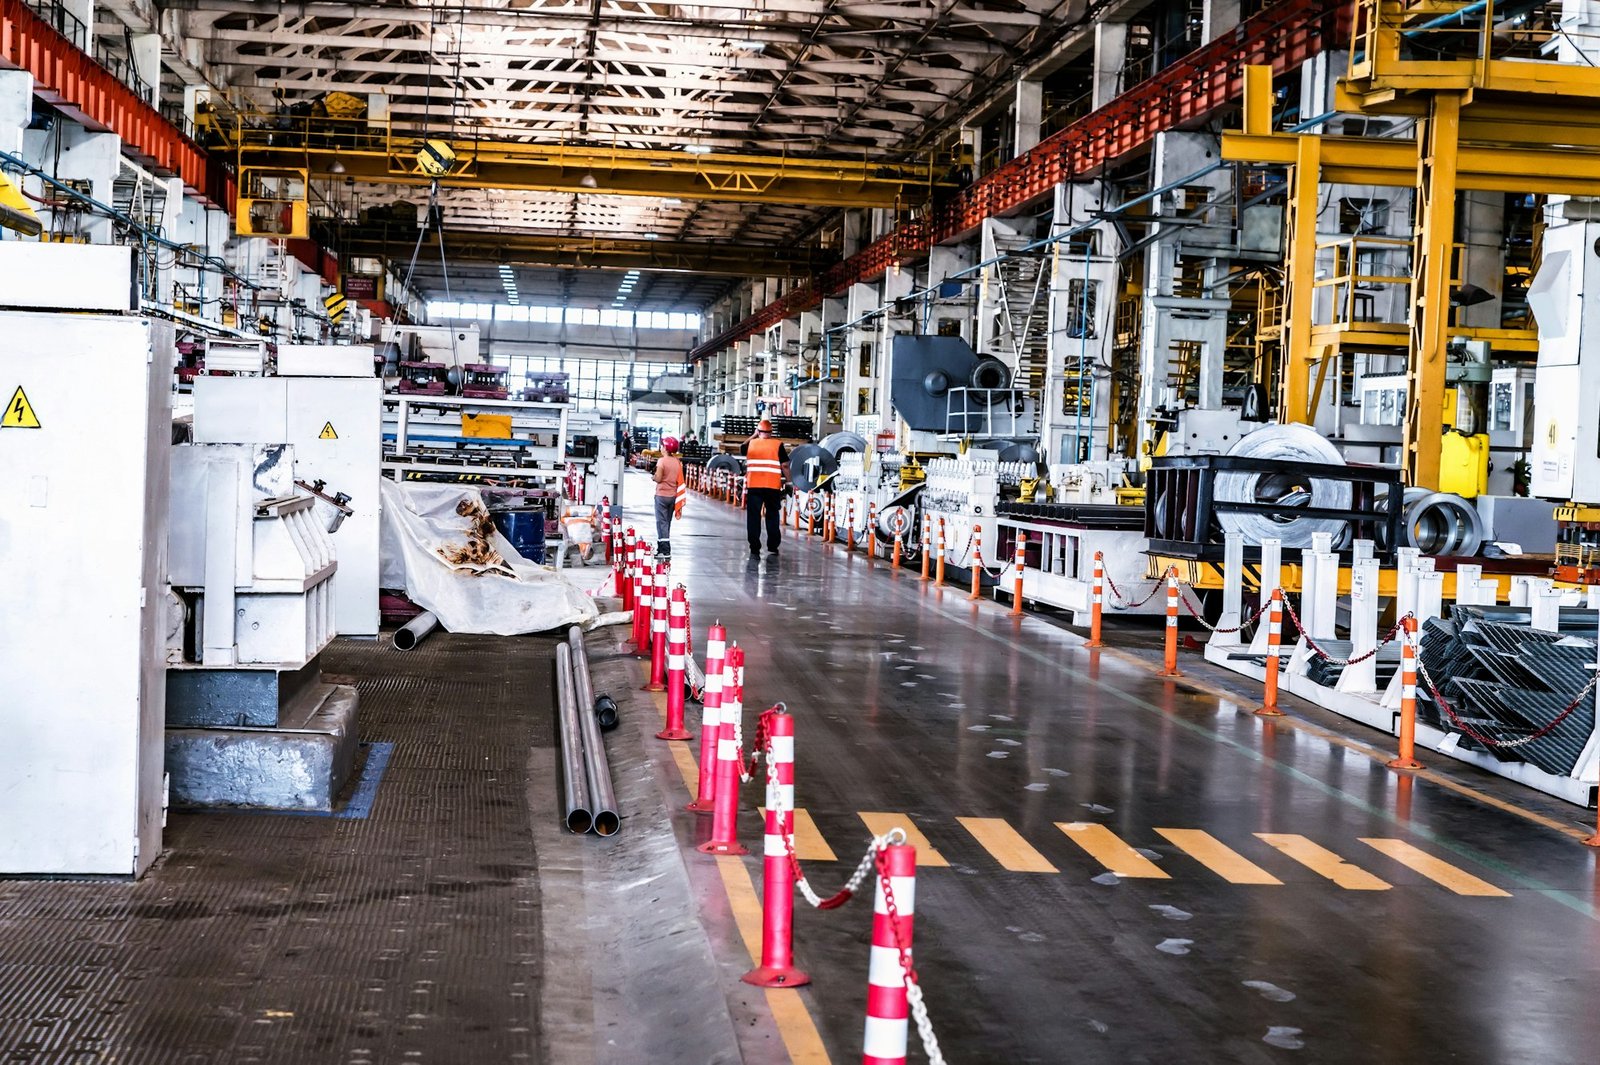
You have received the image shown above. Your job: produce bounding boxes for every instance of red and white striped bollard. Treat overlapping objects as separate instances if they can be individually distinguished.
[631,550,653,655]
[1158,566,1182,677]
[698,644,749,855]
[1388,614,1422,768]
[1255,588,1285,716]
[658,586,693,739]
[742,708,809,987]
[1010,530,1026,616]
[863,839,917,1065]
[1087,550,1105,648]
[646,561,669,690]
[688,624,726,813]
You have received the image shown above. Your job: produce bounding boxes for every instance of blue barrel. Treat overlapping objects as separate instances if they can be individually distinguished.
[492,507,547,563]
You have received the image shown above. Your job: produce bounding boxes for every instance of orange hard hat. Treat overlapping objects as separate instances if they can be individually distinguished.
[757,419,773,433]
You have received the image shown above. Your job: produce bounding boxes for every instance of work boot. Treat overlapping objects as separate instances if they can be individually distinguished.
[658,541,671,559]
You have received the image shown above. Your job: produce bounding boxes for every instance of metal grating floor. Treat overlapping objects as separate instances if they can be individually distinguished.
[0,633,558,1065]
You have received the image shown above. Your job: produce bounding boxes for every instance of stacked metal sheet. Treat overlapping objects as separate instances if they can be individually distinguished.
[1302,641,1402,689]
[1415,608,1596,777]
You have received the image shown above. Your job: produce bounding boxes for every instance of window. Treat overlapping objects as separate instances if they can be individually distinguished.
[498,305,530,322]
[427,301,703,329]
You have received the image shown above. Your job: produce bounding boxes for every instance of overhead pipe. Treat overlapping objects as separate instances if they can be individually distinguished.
[392,610,439,651]
[568,627,621,836]
[555,643,594,835]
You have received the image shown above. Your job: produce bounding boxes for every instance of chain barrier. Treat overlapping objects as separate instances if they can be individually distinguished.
[877,848,947,1065]
[1278,594,1411,667]
[1103,571,1164,610]
[1179,592,1270,635]
[734,704,777,783]
[1419,657,1600,750]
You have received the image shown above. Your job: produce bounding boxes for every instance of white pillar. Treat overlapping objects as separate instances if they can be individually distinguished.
[1015,79,1043,157]
[1532,589,1563,632]
[1215,532,1244,647]
[130,33,162,104]
[1249,538,1283,653]
[1455,563,1484,606]
[1092,23,1128,110]
[1336,559,1380,693]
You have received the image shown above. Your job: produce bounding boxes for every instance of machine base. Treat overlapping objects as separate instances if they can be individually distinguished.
[166,682,360,811]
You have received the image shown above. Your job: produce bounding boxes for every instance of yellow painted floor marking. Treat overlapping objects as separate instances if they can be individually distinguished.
[759,808,839,862]
[1256,834,1391,890]
[1056,822,1169,878]
[1360,838,1511,897]
[715,855,833,1065]
[1155,828,1283,885]
[957,817,1058,872]
[669,743,700,797]
[858,813,950,867]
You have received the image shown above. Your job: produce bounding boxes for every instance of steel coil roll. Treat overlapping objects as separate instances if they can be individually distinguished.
[818,431,868,457]
[788,443,838,491]
[1403,489,1484,556]
[1214,424,1353,548]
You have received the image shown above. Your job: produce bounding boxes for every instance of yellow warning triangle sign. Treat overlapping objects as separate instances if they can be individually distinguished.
[319,421,338,440]
[2,386,40,428]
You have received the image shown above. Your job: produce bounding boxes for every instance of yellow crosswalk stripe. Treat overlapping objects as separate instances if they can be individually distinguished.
[1359,838,1510,897]
[957,817,1058,873]
[758,808,839,862]
[669,743,700,797]
[1056,822,1169,879]
[1155,828,1283,885]
[1256,834,1391,890]
[858,813,950,867]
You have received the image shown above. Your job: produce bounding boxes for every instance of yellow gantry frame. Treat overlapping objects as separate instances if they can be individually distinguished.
[205,104,947,210]
[1226,11,1600,488]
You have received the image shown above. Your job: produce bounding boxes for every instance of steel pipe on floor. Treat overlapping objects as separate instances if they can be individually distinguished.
[555,643,594,834]
[568,627,621,836]
[393,611,439,651]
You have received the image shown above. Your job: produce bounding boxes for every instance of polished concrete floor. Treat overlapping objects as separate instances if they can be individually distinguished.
[640,475,1600,1065]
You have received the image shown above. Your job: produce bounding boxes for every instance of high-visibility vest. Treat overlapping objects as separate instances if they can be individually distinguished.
[674,480,687,518]
[746,437,783,489]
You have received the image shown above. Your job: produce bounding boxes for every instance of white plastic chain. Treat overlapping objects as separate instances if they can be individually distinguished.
[877,842,947,1065]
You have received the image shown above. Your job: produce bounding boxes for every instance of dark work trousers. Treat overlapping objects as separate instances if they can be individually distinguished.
[746,487,783,551]
[654,495,676,556]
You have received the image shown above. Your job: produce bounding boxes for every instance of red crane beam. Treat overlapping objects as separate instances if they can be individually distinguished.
[0,0,233,207]
[691,0,1350,362]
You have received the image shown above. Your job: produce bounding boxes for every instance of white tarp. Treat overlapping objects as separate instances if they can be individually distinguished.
[380,479,600,635]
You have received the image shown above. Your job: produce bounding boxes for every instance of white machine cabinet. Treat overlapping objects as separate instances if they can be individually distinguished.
[193,376,382,636]
[0,312,171,875]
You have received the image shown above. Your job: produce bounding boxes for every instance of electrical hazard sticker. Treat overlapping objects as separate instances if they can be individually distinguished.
[2,386,40,428]
[319,421,338,440]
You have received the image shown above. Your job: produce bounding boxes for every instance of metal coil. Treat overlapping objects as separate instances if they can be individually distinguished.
[818,431,868,457]
[1213,424,1353,548]
[1403,489,1484,557]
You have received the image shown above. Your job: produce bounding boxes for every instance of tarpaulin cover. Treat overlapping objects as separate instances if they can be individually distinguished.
[379,479,599,635]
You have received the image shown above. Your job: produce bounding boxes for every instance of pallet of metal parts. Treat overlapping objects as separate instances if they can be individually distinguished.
[397,360,450,394]
[678,441,715,465]
[1301,641,1402,689]
[1143,454,1404,562]
[1414,609,1596,777]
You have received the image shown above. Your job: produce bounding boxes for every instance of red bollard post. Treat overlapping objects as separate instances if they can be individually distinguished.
[743,709,810,988]
[631,551,653,655]
[868,501,879,558]
[1388,615,1422,769]
[698,645,749,855]
[1255,589,1285,717]
[621,527,638,611]
[688,624,727,813]
[658,586,693,739]
[1158,567,1182,677]
[807,496,816,539]
[646,563,670,691]
[919,513,931,581]
[1010,530,1027,617]
[862,841,917,1065]
[1087,551,1106,648]
[892,521,903,570]
[968,524,984,601]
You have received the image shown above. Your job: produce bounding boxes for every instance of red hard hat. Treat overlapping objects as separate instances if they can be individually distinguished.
[662,436,680,453]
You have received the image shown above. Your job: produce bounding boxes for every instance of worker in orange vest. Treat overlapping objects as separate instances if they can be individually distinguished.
[653,436,685,558]
[742,419,790,557]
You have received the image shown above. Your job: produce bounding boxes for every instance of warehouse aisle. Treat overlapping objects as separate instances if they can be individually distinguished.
[641,477,1600,1065]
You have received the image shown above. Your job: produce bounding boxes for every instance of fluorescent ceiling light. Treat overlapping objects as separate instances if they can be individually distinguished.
[682,145,713,155]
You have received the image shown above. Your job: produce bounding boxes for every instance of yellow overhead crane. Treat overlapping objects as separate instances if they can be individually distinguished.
[200,96,950,210]
[1221,0,1600,490]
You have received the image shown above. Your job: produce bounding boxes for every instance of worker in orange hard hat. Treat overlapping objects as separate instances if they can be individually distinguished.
[653,435,685,558]
[742,419,789,557]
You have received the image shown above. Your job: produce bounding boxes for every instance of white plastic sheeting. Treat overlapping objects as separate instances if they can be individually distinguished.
[379,480,600,635]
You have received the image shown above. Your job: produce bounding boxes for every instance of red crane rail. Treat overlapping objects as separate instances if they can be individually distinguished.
[0,0,233,207]
[691,0,1349,361]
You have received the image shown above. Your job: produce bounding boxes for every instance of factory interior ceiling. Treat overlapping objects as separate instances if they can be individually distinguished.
[171,0,1089,304]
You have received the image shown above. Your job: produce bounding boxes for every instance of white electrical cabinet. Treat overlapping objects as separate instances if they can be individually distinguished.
[193,376,382,636]
[0,312,171,876]
[1529,219,1600,502]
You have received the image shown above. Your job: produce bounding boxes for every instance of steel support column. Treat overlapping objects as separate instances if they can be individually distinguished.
[1281,134,1321,426]
[1404,93,1462,490]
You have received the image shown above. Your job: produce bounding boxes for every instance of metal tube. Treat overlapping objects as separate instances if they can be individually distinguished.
[568,627,621,836]
[555,643,594,834]
[392,610,439,651]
